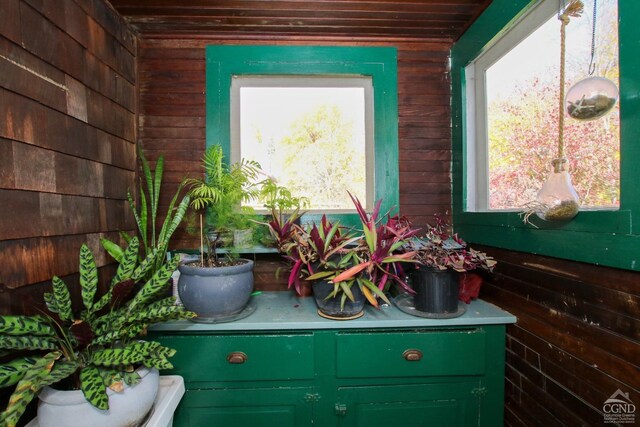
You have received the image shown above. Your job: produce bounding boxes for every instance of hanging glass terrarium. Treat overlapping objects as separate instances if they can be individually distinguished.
[566,76,618,120]
[565,0,619,121]
[535,158,580,221]
[522,0,583,225]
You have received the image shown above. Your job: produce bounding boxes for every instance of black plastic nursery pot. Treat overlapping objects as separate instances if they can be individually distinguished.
[410,267,459,314]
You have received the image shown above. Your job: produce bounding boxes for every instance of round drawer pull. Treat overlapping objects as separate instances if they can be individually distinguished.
[227,351,248,364]
[403,349,423,361]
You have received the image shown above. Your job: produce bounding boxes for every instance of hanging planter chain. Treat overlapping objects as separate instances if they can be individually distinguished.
[587,0,597,76]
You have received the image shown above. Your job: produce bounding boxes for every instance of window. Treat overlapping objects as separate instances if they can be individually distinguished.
[231,76,374,212]
[451,0,640,271]
[206,45,399,225]
[465,0,619,212]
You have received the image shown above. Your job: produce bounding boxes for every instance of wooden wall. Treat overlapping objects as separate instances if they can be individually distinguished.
[0,0,137,314]
[137,36,452,250]
[477,245,640,426]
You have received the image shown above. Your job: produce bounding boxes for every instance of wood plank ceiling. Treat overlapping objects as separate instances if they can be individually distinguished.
[108,0,492,40]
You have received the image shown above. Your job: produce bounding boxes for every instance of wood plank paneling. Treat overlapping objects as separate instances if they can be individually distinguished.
[0,1,137,300]
[137,36,452,248]
[476,245,640,426]
[110,0,490,41]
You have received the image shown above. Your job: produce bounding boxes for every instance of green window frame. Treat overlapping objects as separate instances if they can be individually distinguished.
[450,0,640,271]
[205,45,399,227]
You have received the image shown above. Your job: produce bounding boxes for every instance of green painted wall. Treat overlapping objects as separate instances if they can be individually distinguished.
[205,45,399,227]
[450,0,640,271]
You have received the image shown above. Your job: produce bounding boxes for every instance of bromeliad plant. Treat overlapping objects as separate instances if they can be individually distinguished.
[278,215,360,296]
[0,238,195,427]
[318,193,419,308]
[273,193,419,309]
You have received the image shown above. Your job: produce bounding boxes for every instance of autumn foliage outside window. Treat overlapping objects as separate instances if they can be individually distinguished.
[484,0,619,210]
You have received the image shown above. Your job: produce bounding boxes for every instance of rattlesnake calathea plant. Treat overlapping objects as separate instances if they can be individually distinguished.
[0,237,195,427]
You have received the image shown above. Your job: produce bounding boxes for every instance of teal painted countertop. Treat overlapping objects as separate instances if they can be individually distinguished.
[151,291,516,332]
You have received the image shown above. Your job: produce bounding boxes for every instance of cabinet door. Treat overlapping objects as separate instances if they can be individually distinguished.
[175,387,314,427]
[336,382,481,427]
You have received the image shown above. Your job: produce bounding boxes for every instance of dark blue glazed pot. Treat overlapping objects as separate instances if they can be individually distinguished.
[312,279,365,319]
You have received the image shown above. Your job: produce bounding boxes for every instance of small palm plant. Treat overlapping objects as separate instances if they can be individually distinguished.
[0,238,195,427]
[184,144,262,265]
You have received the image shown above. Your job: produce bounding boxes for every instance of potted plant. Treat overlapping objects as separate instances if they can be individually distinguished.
[101,148,190,281]
[259,177,309,226]
[179,145,262,321]
[0,238,195,427]
[273,193,418,319]
[406,215,497,316]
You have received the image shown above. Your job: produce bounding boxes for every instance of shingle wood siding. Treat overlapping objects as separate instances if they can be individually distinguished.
[0,0,137,314]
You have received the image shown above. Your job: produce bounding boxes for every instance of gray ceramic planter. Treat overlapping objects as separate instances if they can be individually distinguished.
[178,259,254,321]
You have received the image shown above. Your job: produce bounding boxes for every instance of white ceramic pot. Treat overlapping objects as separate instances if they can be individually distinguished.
[37,367,159,427]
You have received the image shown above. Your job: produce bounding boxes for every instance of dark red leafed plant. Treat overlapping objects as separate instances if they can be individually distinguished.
[326,193,420,308]
[270,193,419,308]
[276,215,358,296]
[409,214,497,273]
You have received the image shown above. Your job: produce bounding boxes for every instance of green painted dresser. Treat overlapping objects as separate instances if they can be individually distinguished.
[150,292,516,427]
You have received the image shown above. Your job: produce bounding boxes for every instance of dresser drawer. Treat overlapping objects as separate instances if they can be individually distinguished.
[336,329,486,378]
[157,333,314,382]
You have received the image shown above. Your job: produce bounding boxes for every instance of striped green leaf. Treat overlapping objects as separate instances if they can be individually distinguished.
[0,316,55,337]
[51,277,73,322]
[94,238,141,312]
[79,244,98,311]
[113,237,139,285]
[0,335,58,351]
[0,357,37,387]
[91,323,147,346]
[92,341,161,367]
[128,257,179,311]
[0,352,64,427]
[131,245,160,283]
[80,366,109,410]
[97,368,120,387]
[43,292,59,316]
[144,356,173,370]
[151,155,164,248]
[122,371,141,387]
[127,299,195,325]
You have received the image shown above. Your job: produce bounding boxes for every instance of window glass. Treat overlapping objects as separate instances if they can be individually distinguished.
[470,0,619,211]
[232,76,374,212]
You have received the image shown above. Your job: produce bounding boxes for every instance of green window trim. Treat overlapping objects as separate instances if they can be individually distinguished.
[450,0,640,271]
[205,45,399,228]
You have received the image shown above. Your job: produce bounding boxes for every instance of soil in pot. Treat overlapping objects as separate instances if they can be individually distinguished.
[312,280,365,320]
